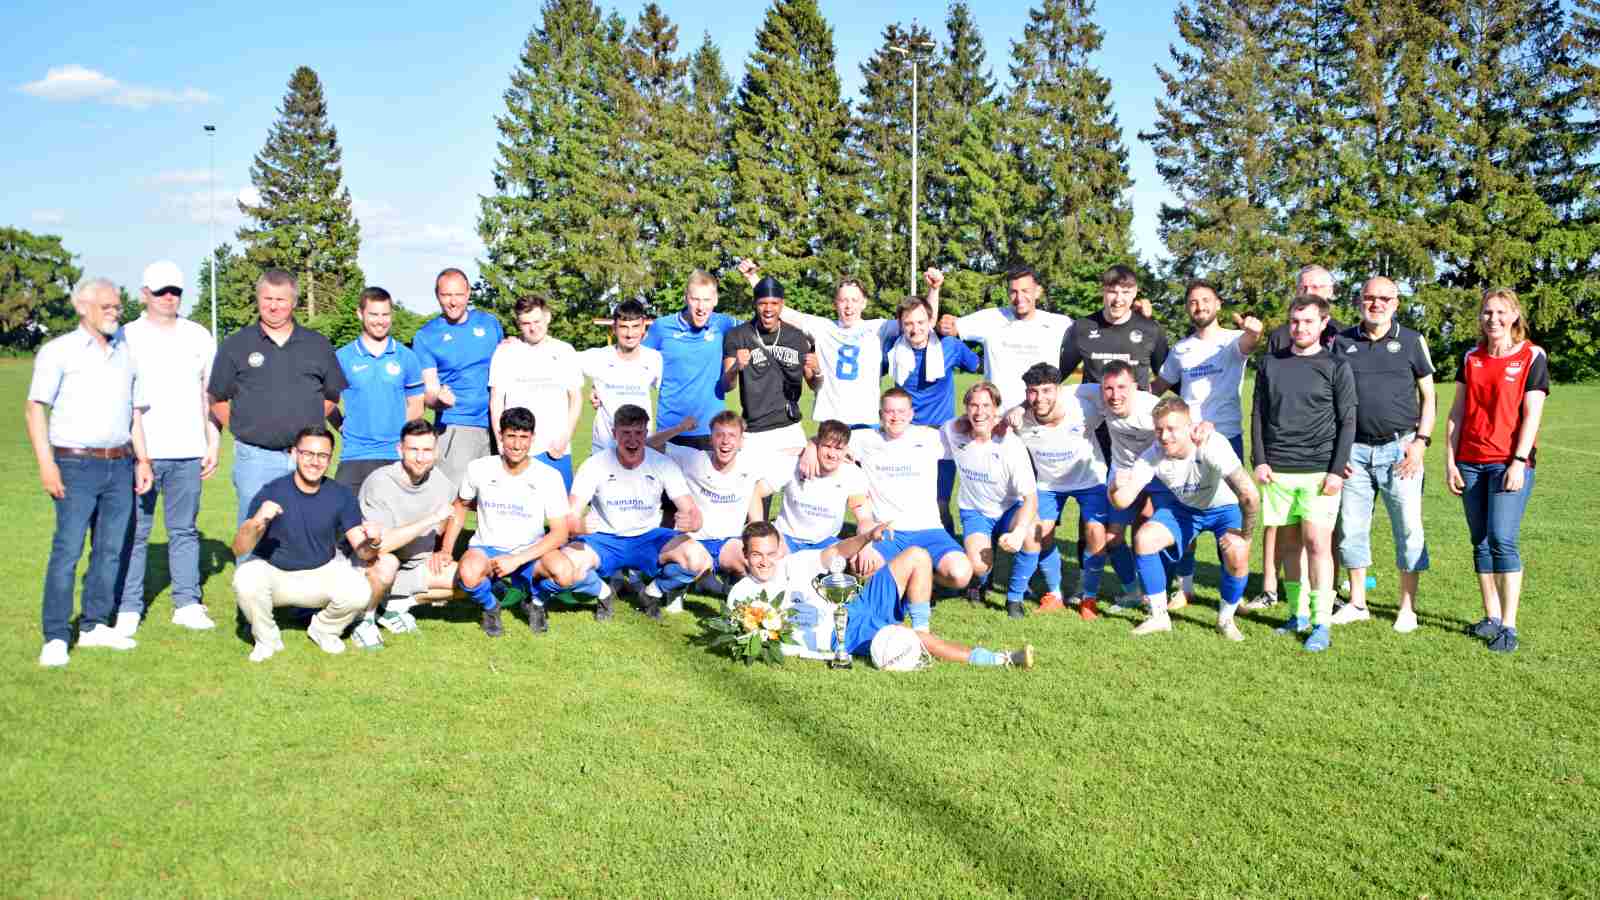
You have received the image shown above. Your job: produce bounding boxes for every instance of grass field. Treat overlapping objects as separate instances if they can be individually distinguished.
[3,355,1598,898]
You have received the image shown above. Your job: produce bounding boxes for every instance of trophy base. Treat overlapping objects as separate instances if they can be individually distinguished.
[828,656,854,670]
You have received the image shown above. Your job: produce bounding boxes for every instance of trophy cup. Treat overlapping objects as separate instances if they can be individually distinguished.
[812,559,859,670]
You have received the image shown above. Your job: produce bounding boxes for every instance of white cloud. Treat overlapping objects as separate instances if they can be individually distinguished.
[141,169,215,187]
[355,199,482,257]
[31,209,66,226]
[153,186,246,227]
[18,64,215,109]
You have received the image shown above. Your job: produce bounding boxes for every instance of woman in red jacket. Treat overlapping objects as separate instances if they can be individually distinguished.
[1445,288,1549,653]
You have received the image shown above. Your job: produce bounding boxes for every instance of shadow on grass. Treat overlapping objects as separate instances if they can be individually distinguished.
[131,538,234,604]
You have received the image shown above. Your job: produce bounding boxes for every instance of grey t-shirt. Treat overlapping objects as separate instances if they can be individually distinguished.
[359,461,457,560]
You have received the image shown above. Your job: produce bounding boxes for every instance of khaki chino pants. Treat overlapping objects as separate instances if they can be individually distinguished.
[233,557,369,643]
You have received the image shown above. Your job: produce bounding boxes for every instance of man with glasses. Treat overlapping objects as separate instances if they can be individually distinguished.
[116,261,221,636]
[1329,277,1435,633]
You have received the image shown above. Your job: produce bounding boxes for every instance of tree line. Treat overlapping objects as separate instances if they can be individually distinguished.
[3,0,1595,378]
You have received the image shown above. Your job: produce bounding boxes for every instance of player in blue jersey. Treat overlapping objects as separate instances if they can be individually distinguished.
[413,268,505,488]
[331,287,424,493]
[643,270,739,451]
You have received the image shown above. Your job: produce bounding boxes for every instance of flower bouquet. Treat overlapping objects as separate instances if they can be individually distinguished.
[699,591,793,666]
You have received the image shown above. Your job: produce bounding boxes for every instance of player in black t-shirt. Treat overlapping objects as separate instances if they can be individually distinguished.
[1057,265,1170,389]
[719,276,820,487]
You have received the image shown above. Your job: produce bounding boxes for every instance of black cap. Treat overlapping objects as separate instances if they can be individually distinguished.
[753,276,785,300]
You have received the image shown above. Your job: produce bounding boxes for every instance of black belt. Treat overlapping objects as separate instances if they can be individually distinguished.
[1356,431,1412,445]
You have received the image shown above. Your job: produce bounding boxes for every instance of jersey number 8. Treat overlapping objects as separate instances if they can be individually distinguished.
[835,344,860,381]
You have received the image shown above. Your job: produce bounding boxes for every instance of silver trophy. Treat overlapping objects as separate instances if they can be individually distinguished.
[813,560,859,670]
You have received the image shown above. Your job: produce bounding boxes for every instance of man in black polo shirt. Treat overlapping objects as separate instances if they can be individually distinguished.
[209,269,347,548]
[719,275,819,483]
[231,426,381,662]
[1058,264,1170,389]
[1329,276,1435,633]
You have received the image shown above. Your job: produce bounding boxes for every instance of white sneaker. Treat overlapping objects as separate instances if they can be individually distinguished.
[1132,614,1172,636]
[1216,618,1245,642]
[113,611,141,637]
[1330,603,1372,625]
[248,640,278,663]
[77,624,136,650]
[171,604,216,630]
[1393,607,1419,634]
[306,625,346,655]
[351,619,384,651]
[38,639,69,667]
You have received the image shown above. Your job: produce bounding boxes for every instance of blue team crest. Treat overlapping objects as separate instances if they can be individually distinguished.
[386,362,402,376]
[442,333,454,342]
[473,327,486,337]
[703,331,715,342]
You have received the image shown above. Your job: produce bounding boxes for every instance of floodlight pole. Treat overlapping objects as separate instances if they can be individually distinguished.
[205,124,217,341]
[891,32,937,296]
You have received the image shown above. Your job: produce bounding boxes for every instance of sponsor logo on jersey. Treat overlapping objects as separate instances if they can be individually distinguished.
[1088,329,1101,340]
[353,363,369,372]
[1130,330,1144,344]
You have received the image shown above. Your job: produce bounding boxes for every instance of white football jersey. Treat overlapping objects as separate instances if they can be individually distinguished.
[1077,383,1161,470]
[848,425,950,532]
[955,307,1074,409]
[489,338,581,456]
[783,310,899,426]
[726,550,836,660]
[578,345,662,450]
[941,423,1037,518]
[1127,432,1244,510]
[1011,397,1107,493]
[770,459,871,544]
[664,444,764,540]
[1159,329,1247,437]
[570,447,690,537]
[458,456,570,550]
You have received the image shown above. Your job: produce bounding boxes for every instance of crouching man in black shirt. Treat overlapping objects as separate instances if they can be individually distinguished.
[231,425,382,662]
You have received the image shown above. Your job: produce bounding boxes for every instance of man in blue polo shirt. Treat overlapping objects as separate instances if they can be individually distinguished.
[413,267,504,488]
[643,270,738,451]
[332,287,424,493]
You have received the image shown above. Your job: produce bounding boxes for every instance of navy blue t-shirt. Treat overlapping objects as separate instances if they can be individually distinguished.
[247,474,363,571]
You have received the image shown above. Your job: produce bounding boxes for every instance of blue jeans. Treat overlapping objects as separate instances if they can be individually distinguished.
[42,456,134,643]
[1338,435,1429,572]
[119,458,203,614]
[1459,462,1535,574]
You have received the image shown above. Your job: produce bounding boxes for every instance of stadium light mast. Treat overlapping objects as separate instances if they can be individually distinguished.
[891,29,936,296]
[204,124,218,341]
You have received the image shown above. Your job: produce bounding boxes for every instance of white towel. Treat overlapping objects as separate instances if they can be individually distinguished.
[887,335,944,386]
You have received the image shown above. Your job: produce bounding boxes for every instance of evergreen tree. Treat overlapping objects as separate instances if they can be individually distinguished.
[0,226,80,347]
[677,32,737,299]
[479,0,635,346]
[728,0,866,313]
[193,243,262,338]
[1005,0,1135,307]
[236,66,363,319]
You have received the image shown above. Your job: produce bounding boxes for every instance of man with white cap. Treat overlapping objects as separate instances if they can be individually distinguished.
[115,261,221,634]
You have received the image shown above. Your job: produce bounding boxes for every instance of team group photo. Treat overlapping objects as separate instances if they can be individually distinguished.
[5,0,1597,895]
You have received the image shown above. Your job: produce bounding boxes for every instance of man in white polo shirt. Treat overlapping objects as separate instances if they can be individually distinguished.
[115,260,221,635]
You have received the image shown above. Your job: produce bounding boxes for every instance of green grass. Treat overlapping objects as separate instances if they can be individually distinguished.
[2,356,1598,897]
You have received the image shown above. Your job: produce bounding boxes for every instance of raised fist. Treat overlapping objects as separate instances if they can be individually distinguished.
[923,268,945,292]
[735,347,752,369]
[256,500,283,523]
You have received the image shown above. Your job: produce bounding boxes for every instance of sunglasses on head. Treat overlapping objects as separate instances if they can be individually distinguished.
[153,286,183,298]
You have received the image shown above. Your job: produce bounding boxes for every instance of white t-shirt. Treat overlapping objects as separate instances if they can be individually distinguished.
[578,345,662,450]
[1159,329,1247,437]
[663,444,764,540]
[1077,384,1160,470]
[488,338,581,457]
[1011,398,1107,493]
[770,459,871,544]
[941,423,1038,517]
[955,307,1074,409]
[123,316,215,459]
[848,425,950,531]
[726,549,838,660]
[782,310,898,426]
[457,456,570,550]
[570,447,690,537]
[1128,432,1244,510]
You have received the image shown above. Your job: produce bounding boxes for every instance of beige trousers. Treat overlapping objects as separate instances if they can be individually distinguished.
[232,557,369,643]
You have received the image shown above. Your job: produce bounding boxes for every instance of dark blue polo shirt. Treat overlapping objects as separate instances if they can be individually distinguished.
[247,474,363,571]
[1333,322,1435,444]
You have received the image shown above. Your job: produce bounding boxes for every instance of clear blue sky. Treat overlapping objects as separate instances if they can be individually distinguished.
[0,0,1181,316]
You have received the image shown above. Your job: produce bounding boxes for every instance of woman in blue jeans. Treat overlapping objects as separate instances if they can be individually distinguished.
[1445,288,1549,653]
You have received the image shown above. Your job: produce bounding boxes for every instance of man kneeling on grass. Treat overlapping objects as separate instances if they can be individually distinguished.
[232,426,382,662]
[1109,398,1260,640]
[728,521,1034,669]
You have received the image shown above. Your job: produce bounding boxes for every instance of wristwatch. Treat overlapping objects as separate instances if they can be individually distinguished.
[1513,454,1529,463]
[1416,435,1432,447]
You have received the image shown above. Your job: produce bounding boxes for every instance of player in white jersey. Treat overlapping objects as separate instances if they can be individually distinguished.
[1078,361,1167,610]
[843,388,973,590]
[558,404,711,620]
[728,521,1034,669]
[651,410,769,580]
[489,297,582,490]
[1151,280,1263,604]
[1007,363,1112,619]
[943,382,1038,618]
[1110,398,1261,640]
[579,299,663,452]
[938,263,1074,410]
[442,407,576,638]
[766,419,875,552]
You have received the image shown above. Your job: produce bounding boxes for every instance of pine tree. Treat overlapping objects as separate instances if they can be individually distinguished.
[1004,0,1135,308]
[236,66,363,319]
[479,0,635,346]
[728,0,866,313]
[677,32,736,298]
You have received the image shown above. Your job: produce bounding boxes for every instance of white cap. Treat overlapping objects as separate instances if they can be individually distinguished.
[141,260,185,293]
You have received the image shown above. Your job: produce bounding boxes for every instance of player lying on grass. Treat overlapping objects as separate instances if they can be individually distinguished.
[1108,398,1259,640]
[728,521,1034,669]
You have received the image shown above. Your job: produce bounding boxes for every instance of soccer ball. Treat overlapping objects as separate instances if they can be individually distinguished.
[870,625,931,672]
